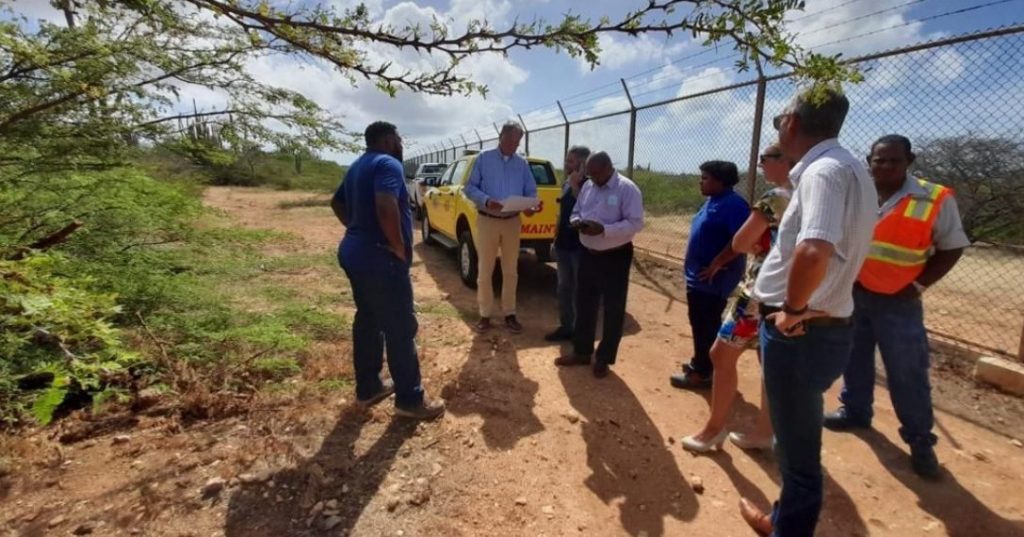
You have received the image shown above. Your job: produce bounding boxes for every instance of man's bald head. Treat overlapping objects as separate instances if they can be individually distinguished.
[585,151,615,186]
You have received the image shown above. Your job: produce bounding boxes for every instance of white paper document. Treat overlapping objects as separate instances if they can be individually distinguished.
[499,196,540,212]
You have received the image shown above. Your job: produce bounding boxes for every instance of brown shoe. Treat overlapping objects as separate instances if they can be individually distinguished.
[739,498,772,536]
[554,354,590,367]
[473,318,492,333]
[504,315,523,334]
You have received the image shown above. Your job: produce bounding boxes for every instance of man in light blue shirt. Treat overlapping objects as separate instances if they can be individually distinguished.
[464,121,539,334]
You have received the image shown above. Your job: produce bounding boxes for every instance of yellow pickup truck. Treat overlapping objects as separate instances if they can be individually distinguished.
[419,152,561,287]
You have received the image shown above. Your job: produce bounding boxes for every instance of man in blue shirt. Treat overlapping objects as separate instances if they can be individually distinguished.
[332,121,445,421]
[671,160,750,390]
[463,121,540,334]
[545,145,591,342]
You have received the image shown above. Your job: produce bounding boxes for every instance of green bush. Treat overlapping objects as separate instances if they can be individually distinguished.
[0,253,138,425]
[632,169,704,216]
[0,151,350,426]
[143,141,346,192]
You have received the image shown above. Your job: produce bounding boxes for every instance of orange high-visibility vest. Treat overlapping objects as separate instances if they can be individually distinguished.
[858,178,952,295]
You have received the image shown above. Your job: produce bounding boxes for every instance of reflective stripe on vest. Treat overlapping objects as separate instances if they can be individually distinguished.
[866,241,930,267]
[858,179,951,294]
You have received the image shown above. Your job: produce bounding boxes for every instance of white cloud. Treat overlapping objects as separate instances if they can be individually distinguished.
[6,0,65,23]
[786,0,932,57]
[579,34,688,74]
[926,48,966,85]
[144,0,533,163]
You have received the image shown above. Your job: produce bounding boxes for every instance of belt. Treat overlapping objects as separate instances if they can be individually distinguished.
[584,242,633,255]
[758,304,851,327]
[479,212,518,220]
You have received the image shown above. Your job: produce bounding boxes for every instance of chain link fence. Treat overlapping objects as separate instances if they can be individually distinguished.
[408,26,1024,359]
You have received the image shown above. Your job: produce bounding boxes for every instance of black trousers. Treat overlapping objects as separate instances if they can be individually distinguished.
[686,288,728,377]
[573,244,633,365]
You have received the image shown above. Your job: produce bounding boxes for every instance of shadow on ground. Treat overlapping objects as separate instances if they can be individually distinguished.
[558,366,697,537]
[418,242,640,451]
[855,428,1024,537]
[224,408,417,536]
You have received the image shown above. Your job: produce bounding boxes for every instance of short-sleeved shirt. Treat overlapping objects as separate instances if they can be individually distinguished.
[753,139,878,317]
[334,151,412,273]
[684,189,750,298]
[879,174,970,251]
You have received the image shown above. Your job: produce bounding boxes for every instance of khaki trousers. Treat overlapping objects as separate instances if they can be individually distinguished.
[476,214,521,318]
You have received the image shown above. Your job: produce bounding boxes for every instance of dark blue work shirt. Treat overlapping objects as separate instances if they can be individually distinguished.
[684,189,750,297]
[335,151,412,273]
[554,180,586,251]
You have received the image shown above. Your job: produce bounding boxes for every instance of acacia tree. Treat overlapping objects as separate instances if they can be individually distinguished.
[0,0,860,246]
[915,135,1024,244]
[2,0,859,149]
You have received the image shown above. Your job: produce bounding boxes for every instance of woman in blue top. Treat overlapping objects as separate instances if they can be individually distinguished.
[681,142,795,453]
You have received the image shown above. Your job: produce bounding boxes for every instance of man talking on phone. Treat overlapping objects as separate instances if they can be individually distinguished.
[554,152,644,378]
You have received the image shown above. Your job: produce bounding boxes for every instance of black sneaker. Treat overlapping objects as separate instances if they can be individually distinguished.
[357,379,395,408]
[544,327,574,342]
[395,397,446,421]
[911,444,940,480]
[593,362,610,379]
[823,407,872,432]
[670,371,712,390]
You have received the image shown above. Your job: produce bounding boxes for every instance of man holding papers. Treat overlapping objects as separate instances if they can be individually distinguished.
[554,152,644,378]
[464,121,541,334]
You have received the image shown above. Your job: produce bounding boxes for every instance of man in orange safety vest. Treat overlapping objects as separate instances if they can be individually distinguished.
[824,134,969,479]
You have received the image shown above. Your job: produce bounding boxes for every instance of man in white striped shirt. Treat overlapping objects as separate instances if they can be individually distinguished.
[739,87,877,537]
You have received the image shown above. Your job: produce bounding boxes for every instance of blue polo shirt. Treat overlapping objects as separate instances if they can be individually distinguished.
[684,189,750,297]
[335,151,412,273]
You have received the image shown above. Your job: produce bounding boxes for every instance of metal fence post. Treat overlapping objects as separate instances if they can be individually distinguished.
[746,66,768,202]
[474,129,483,150]
[460,133,469,156]
[557,100,570,161]
[517,113,530,156]
[621,78,638,179]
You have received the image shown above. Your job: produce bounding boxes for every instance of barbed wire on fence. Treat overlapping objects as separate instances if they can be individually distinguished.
[407,25,1024,358]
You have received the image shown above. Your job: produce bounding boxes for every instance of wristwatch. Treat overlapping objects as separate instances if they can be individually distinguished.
[782,301,808,315]
[912,281,928,294]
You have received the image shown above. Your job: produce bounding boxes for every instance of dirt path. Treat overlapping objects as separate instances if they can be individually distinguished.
[3,187,1024,537]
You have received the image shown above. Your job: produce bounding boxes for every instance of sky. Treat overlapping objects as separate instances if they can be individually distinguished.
[11,0,1024,170]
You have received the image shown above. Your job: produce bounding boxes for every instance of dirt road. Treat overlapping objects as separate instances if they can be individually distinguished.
[3,187,1024,537]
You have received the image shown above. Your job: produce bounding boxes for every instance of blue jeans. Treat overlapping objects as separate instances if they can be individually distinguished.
[761,320,853,537]
[555,248,582,330]
[839,286,936,448]
[341,257,424,409]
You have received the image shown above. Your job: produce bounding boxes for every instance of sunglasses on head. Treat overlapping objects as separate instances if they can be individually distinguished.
[759,153,783,163]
